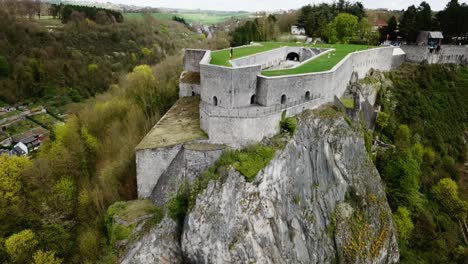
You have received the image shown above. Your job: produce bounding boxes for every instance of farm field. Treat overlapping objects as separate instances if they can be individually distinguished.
[210,42,373,75]
[29,113,61,129]
[124,11,249,25]
[6,119,40,136]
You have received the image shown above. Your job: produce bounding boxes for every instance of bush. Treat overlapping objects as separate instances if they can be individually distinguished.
[32,250,62,264]
[280,117,297,135]
[5,229,38,263]
[77,229,99,262]
[233,145,275,181]
[167,185,190,227]
[393,207,414,242]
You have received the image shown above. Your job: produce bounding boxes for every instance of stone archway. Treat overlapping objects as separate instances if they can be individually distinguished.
[213,96,218,106]
[305,91,310,100]
[286,52,300,61]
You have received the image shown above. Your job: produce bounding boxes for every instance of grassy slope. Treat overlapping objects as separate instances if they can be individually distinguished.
[210,42,372,75]
[124,12,249,25]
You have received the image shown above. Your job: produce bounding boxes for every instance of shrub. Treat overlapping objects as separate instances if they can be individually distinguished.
[280,117,297,135]
[167,185,190,227]
[232,145,275,181]
[32,250,62,264]
[5,229,38,263]
[77,229,99,262]
[393,207,414,242]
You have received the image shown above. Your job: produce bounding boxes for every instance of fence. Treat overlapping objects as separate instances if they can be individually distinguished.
[201,94,322,118]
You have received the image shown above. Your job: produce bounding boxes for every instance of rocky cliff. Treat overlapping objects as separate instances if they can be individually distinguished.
[122,107,399,264]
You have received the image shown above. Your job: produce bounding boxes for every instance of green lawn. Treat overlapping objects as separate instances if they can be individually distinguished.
[210,42,373,76]
[124,11,249,25]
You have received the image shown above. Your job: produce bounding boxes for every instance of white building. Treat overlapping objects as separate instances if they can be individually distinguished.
[291,25,306,35]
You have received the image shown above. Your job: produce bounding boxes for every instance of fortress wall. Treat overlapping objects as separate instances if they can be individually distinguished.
[184,49,208,72]
[201,98,323,147]
[150,144,225,205]
[231,47,288,68]
[230,47,313,69]
[257,47,396,106]
[183,145,225,182]
[200,63,261,109]
[200,64,233,108]
[231,65,262,107]
[179,83,201,97]
[136,144,182,198]
[401,45,468,65]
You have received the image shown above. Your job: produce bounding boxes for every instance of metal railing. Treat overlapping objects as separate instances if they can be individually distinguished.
[201,94,322,118]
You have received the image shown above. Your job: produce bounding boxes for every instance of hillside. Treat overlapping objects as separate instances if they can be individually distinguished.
[370,64,468,263]
[0,9,200,109]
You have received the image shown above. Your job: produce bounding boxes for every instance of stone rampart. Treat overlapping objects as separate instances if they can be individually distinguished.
[200,97,323,147]
[183,49,208,72]
[199,46,402,147]
[257,47,396,107]
[401,45,468,65]
[230,46,319,69]
[149,143,225,205]
[200,63,261,109]
[136,144,182,198]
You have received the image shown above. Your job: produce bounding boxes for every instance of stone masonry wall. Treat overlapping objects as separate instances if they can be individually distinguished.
[230,47,317,69]
[136,144,182,199]
[401,45,468,65]
[183,49,208,72]
[200,47,401,147]
[150,143,225,205]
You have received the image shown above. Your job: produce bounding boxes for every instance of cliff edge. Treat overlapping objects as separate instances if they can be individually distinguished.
[123,107,399,264]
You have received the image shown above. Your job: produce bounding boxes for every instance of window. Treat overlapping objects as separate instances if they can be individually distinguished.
[213,96,218,106]
[251,94,256,105]
[281,94,286,104]
[305,91,310,100]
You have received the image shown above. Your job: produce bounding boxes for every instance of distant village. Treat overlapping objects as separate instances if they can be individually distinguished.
[0,104,63,157]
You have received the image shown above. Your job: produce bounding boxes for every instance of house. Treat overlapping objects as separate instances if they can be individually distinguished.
[20,135,42,151]
[373,19,388,31]
[416,31,444,48]
[291,25,306,35]
[12,142,28,156]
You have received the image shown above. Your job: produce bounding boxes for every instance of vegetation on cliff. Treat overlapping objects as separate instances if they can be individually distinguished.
[375,64,468,263]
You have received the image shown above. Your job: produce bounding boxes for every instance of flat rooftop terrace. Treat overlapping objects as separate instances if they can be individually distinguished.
[210,42,373,76]
[136,96,207,150]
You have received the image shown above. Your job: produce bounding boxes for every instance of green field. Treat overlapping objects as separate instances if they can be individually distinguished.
[210,42,373,76]
[6,119,39,135]
[29,113,61,129]
[124,11,249,25]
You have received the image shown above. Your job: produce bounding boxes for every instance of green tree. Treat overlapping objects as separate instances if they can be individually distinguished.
[5,229,38,263]
[393,207,414,242]
[376,112,390,131]
[356,17,379,45]
[32,250,63,264]
[432,178,468,221]
[328,13,358,43]
[0,155,31,215]
[395,124,411,148]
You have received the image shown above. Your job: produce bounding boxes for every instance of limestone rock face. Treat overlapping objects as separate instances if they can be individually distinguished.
[121,216,182,264]
[181,111,399,264]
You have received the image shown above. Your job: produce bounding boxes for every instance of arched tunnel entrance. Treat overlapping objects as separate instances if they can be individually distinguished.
[286,52,300,61]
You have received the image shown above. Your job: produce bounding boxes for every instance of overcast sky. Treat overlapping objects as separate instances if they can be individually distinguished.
[99,0,468,12]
